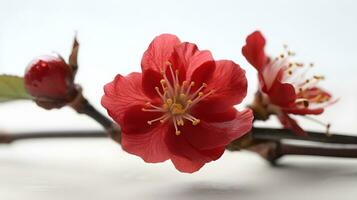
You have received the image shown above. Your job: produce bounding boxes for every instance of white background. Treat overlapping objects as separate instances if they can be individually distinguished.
[0,0,357,199]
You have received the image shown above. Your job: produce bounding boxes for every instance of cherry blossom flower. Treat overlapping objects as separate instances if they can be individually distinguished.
[102,34,253,173]
[242,31,333,135]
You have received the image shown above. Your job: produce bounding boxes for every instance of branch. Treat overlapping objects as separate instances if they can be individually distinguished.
[251,127,357,144]
[0,130,106,144]
[68,91,121,143]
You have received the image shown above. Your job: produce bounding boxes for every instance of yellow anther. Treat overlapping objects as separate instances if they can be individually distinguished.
[179,93,186,99]
[162,103,169,111]
[198,92,204,96]
[171,103,185,115]
[166,98,173,105]
[192,119,200,125]
[296,62,304,67]
[165,61,172,67]
[313,75,325,80]
[187,100,193,105]
[190,81,195,86]
[202,83,207,87]
[160,79,166,84]
[175,130,181,136]
[177,119,184,126]
[288,51,295,56]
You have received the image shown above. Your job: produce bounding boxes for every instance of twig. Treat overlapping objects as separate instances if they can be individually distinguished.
[0,130,106,144]
[252,127,357,144]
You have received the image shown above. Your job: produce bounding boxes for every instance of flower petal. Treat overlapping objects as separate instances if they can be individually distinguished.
[170,42,214,82]
[277,113,306,136]
[182,108,253,150]
[141,69,164,99]
[170,146,225,173]
[121,105,170,163]
[101,73,150,123]
[268,79,296,107]
[121,105,163,134]
[283,107,324,115]
[141,34,181,72]
[195,60,248,112]
[242,31,268,71]
[165,126,225,173]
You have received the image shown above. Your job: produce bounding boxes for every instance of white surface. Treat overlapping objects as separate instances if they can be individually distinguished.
[1,0,357,199]
[1,139,357,200]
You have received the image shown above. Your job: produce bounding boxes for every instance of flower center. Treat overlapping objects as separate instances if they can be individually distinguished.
[266,45,329,108]
[142,62,214,135]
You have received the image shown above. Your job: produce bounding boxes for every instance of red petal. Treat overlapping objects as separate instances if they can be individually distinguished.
[242,31,268,71]
[141,34,181,72]
[101,73,150,124]
[182,108,253,150]
[193,106,237,122]
[169,155,206,173]
[121,105,170,163]
[189,60,216,90]
[195,60,248,112]
[122,105,163,134]
[278,113,306,136]
[170,42,214,83]
[268,79,296,107]
[141,69,163,99]
[283,107,324,115]
[170,146,225,173]
[164,125,223,173]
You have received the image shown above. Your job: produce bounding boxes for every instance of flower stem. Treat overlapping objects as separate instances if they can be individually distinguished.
[69,90,121,143]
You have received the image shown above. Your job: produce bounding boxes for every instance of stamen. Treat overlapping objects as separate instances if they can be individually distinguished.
[172,117,181,135]
[185,81,195,96]
[147,114,170,125]
[144,61,214,136]
[302,115,331,135]
[295,98,309,108]
[155,87,165,100]
[183,114,200,125]
[187,83,207,100]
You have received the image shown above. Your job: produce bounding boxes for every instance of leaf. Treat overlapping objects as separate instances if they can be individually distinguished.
[0,75,31,103]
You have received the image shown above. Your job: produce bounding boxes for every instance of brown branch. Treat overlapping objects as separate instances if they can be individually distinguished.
[279,143,357,158]
[251,127,357,144]
[0,130,106,144]
[68,91,121,143]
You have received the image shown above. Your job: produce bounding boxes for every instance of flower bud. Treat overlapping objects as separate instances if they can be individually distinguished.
[24,55,76,109]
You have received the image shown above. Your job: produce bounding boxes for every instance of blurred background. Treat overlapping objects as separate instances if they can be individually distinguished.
[0,0,356,199]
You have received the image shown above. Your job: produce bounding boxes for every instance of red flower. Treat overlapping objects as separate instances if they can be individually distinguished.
[102,34,253,173]
[242,31,333,135]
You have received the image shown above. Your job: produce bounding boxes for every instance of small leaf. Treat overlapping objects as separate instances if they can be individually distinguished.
[0,75,31,103]
[69,34,79,76]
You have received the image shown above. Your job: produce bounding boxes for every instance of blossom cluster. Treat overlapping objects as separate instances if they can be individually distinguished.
[23,31,334,173]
